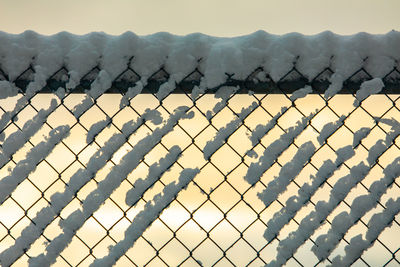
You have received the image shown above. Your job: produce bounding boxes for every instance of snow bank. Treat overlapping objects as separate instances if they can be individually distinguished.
[0,31,398,92]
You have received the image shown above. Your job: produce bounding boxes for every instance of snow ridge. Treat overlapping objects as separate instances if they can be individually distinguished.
[91,168,200,267]
[28,106,193,267]
[0,125,69,205]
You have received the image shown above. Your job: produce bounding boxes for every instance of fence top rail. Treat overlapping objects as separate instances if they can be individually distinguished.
[0,30,399,95]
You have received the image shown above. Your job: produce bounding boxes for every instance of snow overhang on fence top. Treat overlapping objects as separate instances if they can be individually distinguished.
[0,30,400,97]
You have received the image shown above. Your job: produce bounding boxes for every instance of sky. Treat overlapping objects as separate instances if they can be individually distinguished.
[0,0,399,36]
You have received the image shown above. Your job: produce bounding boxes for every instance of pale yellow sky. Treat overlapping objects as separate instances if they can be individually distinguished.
[0,0,399,36]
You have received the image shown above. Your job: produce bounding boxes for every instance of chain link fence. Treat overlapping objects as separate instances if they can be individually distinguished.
[0,63,399,267]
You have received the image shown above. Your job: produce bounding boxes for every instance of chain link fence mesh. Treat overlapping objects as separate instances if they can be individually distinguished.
[0,63,399,267]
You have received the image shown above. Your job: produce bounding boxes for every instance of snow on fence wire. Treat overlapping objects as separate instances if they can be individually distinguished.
[0,31,400,267]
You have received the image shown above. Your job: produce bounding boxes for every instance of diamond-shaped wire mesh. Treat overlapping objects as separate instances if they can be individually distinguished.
[0,63,399,267]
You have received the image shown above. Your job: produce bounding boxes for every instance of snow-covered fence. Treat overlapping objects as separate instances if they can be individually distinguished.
[0,31,400,266]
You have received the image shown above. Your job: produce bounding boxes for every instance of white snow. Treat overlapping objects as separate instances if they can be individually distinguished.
[86,117,110,144]
[0,81,18,99]
[91,168,199,267]
[311,156,400,261]
[205,86,239,120]
[0,98,58,167]
[334,145,356,166]
[88,70,112,99]
[367,139,387,165]
[352,127,371,148]
[0,109,159,266]
[55,87,65,99]
[249,107,287,146]
[324,73,344,99]
[257,141,315,207]
[71,70,114,119]
[317,115,345,145]
[125,145,181,206]
[0,86,50,137]
[191,85,205,100]
[289,85,312,101]
[155,76,177,100]
[268,162,369,267]
[353,78,385,106]
[244,114,312,186]
[0,31,397,95]
[0,125,69,205]
[119,80,145,109]
[0,30,398,266]
[72,96,93,118]
[330,197,400,267]
[28,106,193,266]
[383,119,400,145]
[203,101,258,159]
[264,145,354,242]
